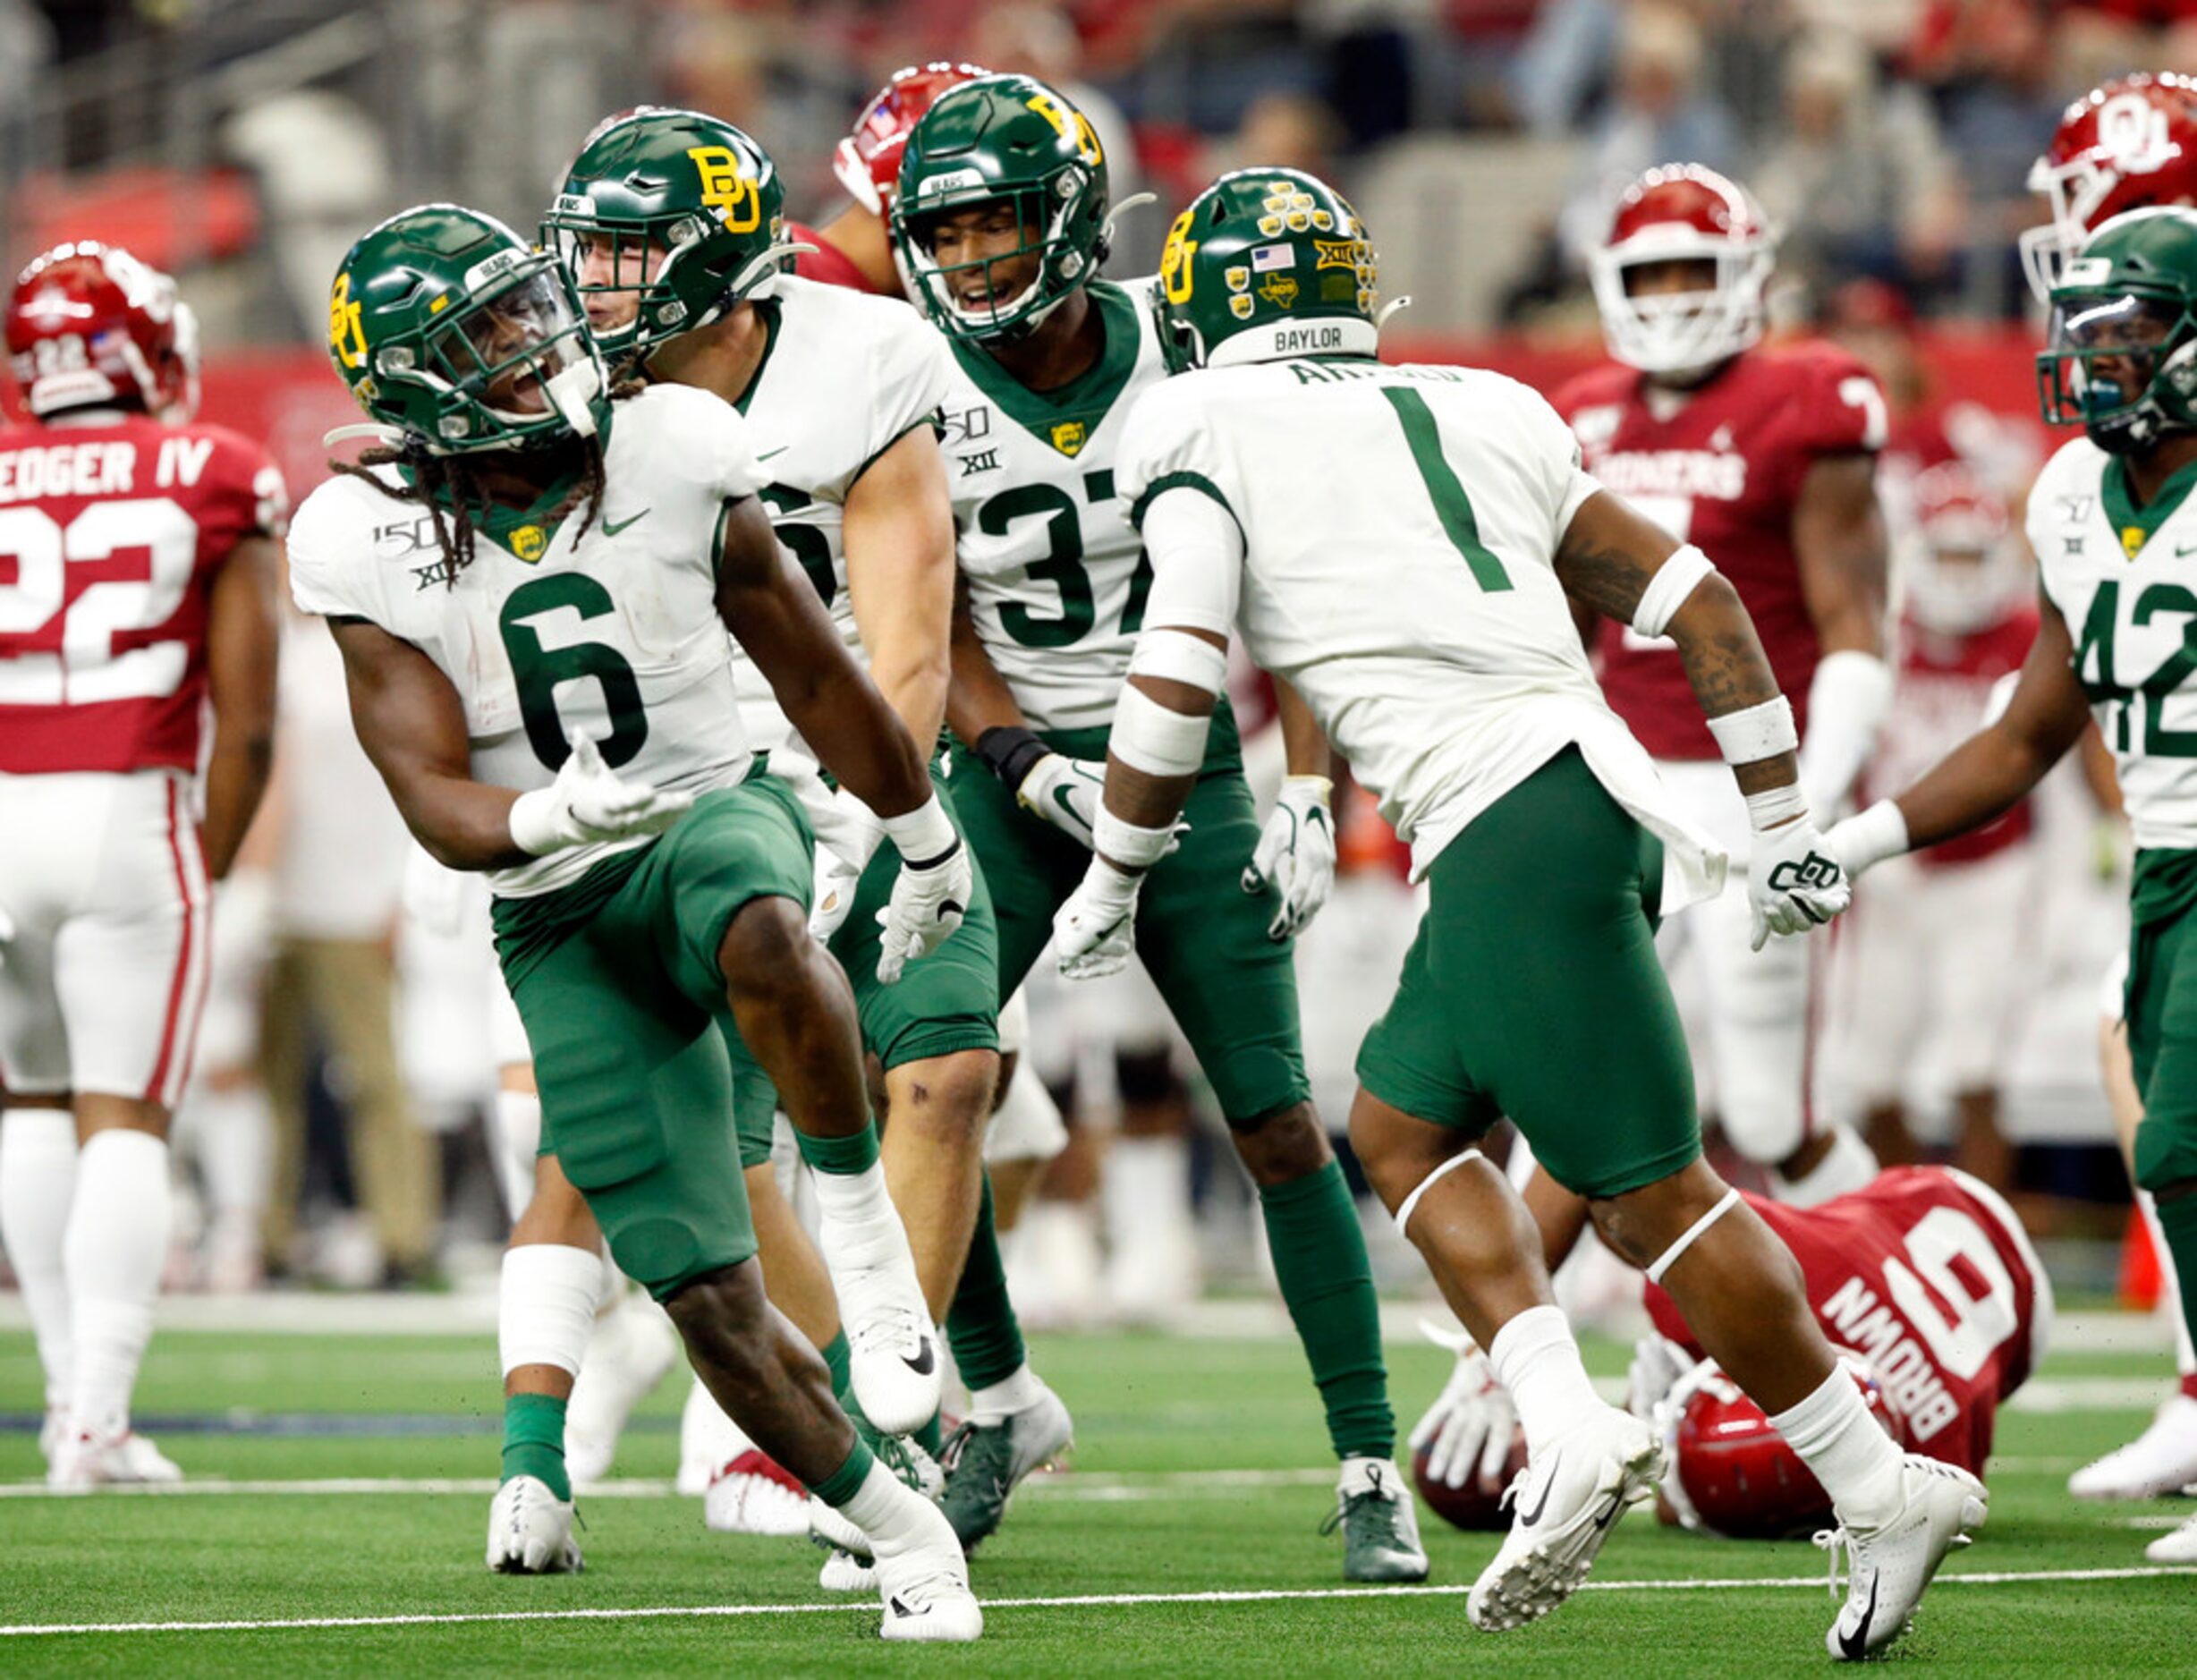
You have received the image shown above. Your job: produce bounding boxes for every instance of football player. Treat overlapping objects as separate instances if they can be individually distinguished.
[2020,70,2197,1509]
[1413,1159,2048,1543]
[297,204,979,1640]
[0,242,284,1485]
[1828,206,2197,1570]
[891,76,1419,1579]
[1827,462,2040,1181]
[1058,165,1985,1658]
[1556,164,1893,1204]
[541,108,1046,1572]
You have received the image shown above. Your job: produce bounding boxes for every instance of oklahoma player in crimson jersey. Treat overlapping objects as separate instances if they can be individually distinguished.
[1554,164,1894,1203]
[0,242,284,1487]
[1414,1159,2048,1541]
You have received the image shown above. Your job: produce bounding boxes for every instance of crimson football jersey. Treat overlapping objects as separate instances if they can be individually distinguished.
[1642,1167,2047,1477]
[1555,344,1887,759]
[1870,607,2040,867]
[789,222,885,295]
[0,414,286,776]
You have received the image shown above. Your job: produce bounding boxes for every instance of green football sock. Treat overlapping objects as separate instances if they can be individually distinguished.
[2154,1191,2197,1372]
[795,1121,880,1176]
[1260,1158,1395,1462]
[822,1329,859,1414]
[500,1391,571,1501]
[945,1172,1028,1392]
[810,1437,877,1508]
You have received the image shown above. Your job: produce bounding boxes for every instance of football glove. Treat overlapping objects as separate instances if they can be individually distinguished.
[1746,814,1851,952]
[1407,1323,1517,1494]
[876,796,970,984]
[508,732,693,856]
[1016,751,1107,848]
[1625,1332,1699,1423]
[808,788,885,942]
[1243,775,1336,941]
[1053,858,1141,980]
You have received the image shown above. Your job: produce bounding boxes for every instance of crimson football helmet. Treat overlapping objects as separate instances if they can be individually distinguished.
[2023,73,2197,302]
[1590,163,1776,378]
[6,242,194,422]
[1902,460,2026,637]
[834,62,991,216]
[1660,1353,1909,1540]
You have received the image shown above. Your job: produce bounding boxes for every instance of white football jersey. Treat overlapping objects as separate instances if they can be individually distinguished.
[1119,354,1722,905]
[2031,434,2197,850]
[943,277,1167,733]
[288,383,763,898]
[727,276,954,753]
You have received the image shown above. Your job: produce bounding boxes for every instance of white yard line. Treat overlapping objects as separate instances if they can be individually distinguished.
[3,1566,2193,1640]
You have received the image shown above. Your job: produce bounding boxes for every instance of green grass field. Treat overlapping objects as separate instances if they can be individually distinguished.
[2,1319,2193,1675]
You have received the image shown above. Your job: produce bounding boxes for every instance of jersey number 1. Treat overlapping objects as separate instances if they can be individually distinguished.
[1380,387,1512,592]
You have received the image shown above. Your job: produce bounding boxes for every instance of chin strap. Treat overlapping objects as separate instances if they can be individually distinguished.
[547,361,603,438]
[1104,191,1159,245]
[323,421,408,450]
[1376,295,1413,332]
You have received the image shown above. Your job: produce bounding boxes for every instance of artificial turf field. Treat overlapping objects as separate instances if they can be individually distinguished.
[2,1316,2193,1676]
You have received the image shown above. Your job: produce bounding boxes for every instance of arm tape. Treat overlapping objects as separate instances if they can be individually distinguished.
[1743,782,1808,833]
[1094,807,1177,870]
[1126,627,1228,693]
[1632,544,1717,639]
[1705,695,1799,767]
[1110,684,1212,777]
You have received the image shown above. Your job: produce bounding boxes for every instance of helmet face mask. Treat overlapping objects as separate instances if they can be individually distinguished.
[2035,209,2197,455]
[1590,165,1774,379]
[330,206,607,455]
[544,111,792,364]
[891,73,1110,347]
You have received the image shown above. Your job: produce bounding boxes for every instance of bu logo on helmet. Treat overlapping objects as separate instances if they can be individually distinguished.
[687,146,760,233]
[1023,91,1102,165]
[1767,852,1841,893]
[329,272,369,369]
[1161,209,1198,305]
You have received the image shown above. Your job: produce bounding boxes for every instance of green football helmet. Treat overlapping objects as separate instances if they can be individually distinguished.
[542,107,792,362]
[1154,168,1379,372]
[890,72,1110,344]
[2039,207,2197,454]
[327,203,606,454]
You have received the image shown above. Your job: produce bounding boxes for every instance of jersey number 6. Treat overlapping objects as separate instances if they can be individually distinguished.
[499,573,649,771]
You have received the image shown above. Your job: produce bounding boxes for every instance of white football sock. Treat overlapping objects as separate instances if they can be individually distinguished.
[833,1456,937,1555]
[489,1089,543,1225]
[1104,1133,1192,1249]
[970,1362,1045,1421]
[64,1129,172,1439]
[0,1109,78,1411]
[1769,1362,1906,1533]
[499,1243,603,1379]
[1489,1304,1603,1458]
[190,1085,271,1226]
[1771,1126,1879,1209]
[810,1160,906,1268]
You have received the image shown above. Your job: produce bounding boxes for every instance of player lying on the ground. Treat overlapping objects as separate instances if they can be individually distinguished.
[1053,164,1986,1659]
[0,241,284,1489]
[292,203,979,1641]
[1412,1161,2048,1540]
[1826,205,2197,1572]
[890,74,1415,1580]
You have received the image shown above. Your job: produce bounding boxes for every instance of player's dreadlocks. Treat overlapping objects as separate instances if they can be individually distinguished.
[325,378,641,586]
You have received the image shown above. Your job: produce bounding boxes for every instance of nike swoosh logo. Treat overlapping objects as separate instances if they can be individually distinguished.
[757,445,789,462]
[902,1338,937,1377]
[601,508,651,537]
[1518,1454,1557,1526]
[1592,1489,1626,1531]
[1052,785,1086,824]
[888,1594,918,1617]
[1838,1574,1879,1659]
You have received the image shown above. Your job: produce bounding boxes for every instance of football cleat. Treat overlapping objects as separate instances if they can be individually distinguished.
[703,1448,810,1537]
[817,1541,878,1593]
[2146,1509,2197,1564]
[47,1427,182,1489]
[1817,1455,1987,1661]
[563,1294,680,1485]
[872,1495,984,1642]
[2067,1395,2197,1500]
[1323,1456,1429,1582]
[810,1431,944,1560]
[1466,1409,1662,1633]
[826,1234,943,1437]
[939,1378,1073,1552]
[486,1474,584,1574]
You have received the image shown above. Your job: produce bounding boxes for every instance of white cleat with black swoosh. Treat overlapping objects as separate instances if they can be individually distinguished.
[1466,1408,1662,1633]
[873,1494,983,1642]
[1818,1455,1987,1661]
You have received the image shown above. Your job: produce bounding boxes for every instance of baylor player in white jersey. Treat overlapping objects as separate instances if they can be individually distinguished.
[892,74,1420,1578]
[1059,166,1986,1659]
[1829,206,2197,1569]
[293,205,980,1641]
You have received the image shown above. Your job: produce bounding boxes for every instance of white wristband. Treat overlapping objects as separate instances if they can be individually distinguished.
[1111,685,1211,777]
[1127,627,1228,692]
[1632,545,1717,639]
[881,793,958,865]
[1841,798,1911,872]
[508,787,565,857]
[1706,696,1799,767]
[1094,806,1177,870]
[1743,782,1808,833]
